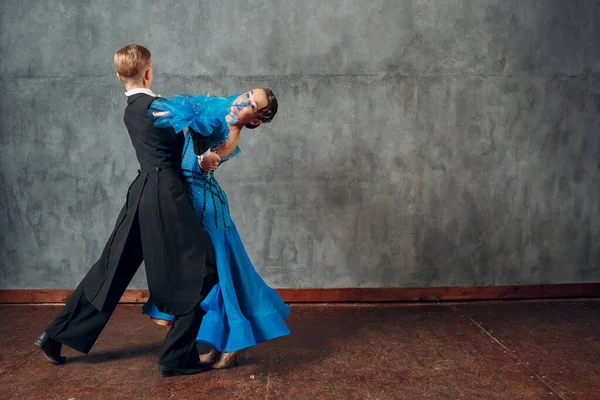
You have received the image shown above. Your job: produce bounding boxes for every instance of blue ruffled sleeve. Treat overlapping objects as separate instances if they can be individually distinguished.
[148,93,241,137]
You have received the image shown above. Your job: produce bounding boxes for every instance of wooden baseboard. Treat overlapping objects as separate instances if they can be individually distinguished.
[0,283,598,304]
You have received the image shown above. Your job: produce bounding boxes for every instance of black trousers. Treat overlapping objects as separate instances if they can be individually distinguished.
[44,281,204,368]
[44,212,217,368]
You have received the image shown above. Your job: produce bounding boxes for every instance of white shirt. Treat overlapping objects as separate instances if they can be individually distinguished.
[124,88,160,97]
[125,88,211,160]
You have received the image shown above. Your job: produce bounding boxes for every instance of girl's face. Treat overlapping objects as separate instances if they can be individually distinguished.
[229,89,268,125]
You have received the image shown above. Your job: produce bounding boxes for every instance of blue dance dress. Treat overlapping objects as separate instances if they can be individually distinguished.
[142,94,290,352]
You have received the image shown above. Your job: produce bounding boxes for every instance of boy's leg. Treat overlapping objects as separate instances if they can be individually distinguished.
[38,217,144,357]
[158,305,208,376]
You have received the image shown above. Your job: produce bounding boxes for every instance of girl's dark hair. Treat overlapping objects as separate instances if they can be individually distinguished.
[245,88,278,129]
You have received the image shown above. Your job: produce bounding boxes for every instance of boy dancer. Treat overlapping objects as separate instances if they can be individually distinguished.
[35,44,219,377]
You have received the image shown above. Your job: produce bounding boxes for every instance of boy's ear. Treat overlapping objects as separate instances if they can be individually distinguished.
[144,68,152,80]
[116,72,124,83]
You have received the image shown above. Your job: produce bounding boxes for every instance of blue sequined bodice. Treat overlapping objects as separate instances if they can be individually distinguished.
[181,134,235,231]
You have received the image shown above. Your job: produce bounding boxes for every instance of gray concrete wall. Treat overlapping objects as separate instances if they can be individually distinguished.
[1,0,599,289]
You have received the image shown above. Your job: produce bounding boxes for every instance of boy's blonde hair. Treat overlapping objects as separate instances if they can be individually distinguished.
[113,44,151,79]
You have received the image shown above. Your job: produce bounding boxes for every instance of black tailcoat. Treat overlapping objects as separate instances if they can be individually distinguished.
[83,93,214,315]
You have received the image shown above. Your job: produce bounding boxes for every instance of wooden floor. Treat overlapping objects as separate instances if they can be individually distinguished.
[1,300,599,399]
